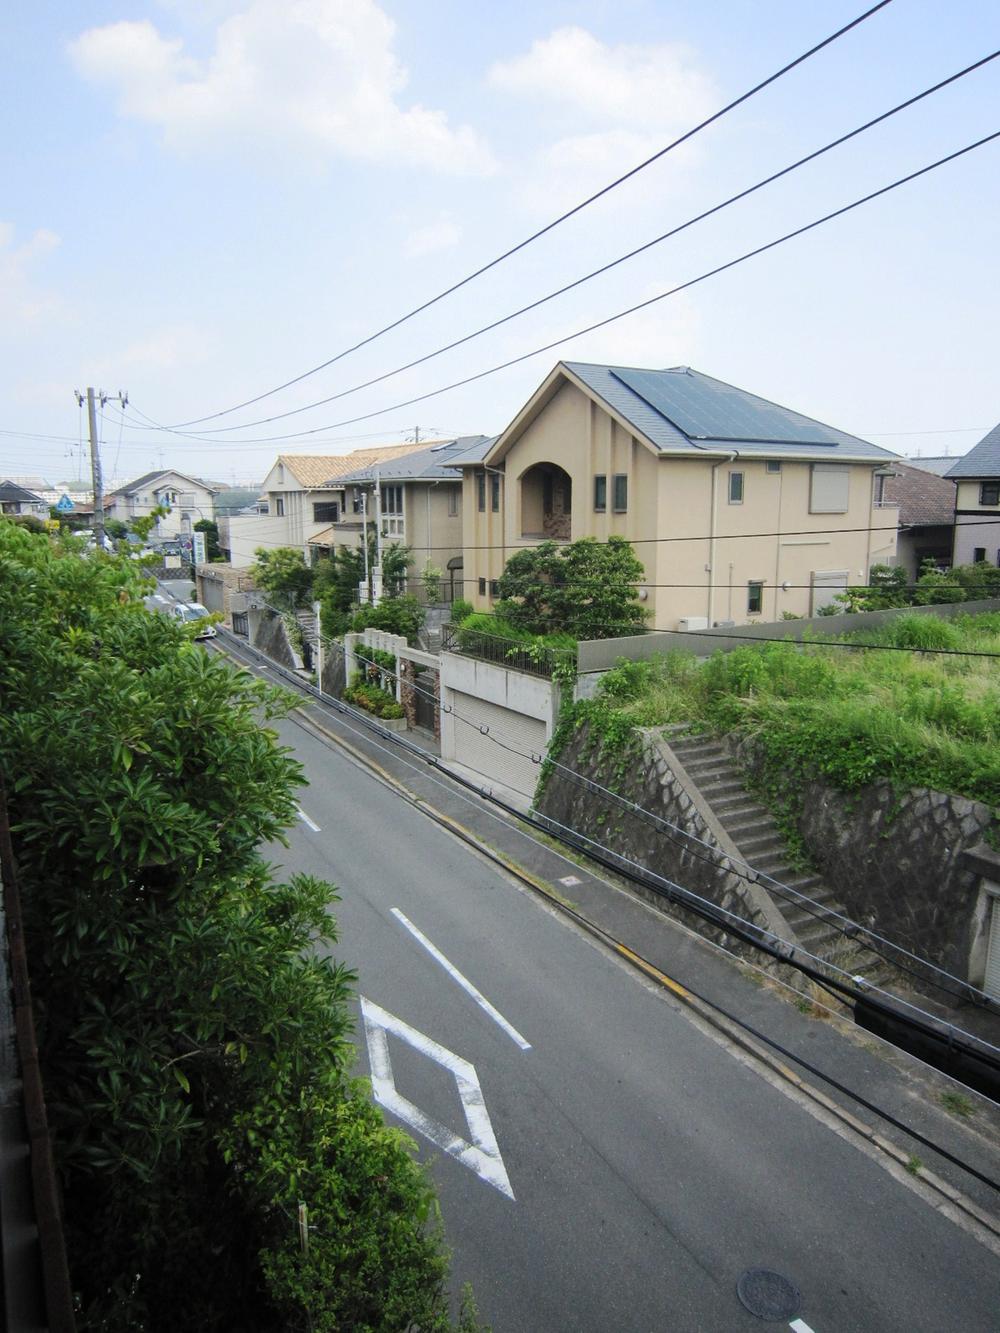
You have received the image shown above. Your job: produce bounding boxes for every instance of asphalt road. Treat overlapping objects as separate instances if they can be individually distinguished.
[264,706,1000,1333]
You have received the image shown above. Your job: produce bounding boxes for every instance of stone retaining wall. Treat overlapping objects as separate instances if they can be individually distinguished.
[731,736,998,987]
[535,722,797,973]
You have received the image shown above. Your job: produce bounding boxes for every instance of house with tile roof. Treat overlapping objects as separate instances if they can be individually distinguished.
[105,470,219,540]
[458,362,899,629]
[878,461,957,579]
[945,422,1000,569]
[315,436,493,602]
[226,444,427,567]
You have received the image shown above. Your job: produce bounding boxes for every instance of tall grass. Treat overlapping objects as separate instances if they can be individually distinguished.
[594,615,1000,808]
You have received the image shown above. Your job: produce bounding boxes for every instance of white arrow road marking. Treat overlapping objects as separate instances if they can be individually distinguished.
[391,909,531,1051]
[360,996,515,1200]
[297,807,321,832]
[789,1322,817,1333]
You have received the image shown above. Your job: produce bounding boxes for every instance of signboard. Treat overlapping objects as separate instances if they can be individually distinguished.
[178,533,194,562]
[55,494,75,513]
[193,531,207,565]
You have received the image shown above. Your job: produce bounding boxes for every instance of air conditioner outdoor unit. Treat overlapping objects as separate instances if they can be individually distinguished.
[677,616,709,632]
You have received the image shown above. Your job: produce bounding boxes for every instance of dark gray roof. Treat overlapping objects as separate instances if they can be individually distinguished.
[560,362,897,461]
[111,469,218,497]
[883,462,956,527]
[945,422,1000,479]
[330,435,492,484]
[0,480,45,503]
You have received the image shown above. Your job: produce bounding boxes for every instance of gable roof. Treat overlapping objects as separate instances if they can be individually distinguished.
[271,443,427,489]
[883,462,956,527]
[332,435,493,484]
[0,480,45,504]
[945,422,1000,479]
[110,469,219,497]
[487,361,898,465]
[903,455,968,477]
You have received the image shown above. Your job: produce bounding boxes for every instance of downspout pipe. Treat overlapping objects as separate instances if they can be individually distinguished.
[708,452,738,626]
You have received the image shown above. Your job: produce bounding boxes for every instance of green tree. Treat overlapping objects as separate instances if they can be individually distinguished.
[105,518,129,540]
[835,563,911,612]
[495,536,650,639]
[129,502,171,543]
[0,522,476,1331]
[252,545,315,611]
[913,557,964,606]
[314,539,414,638]
[194,517,222,560]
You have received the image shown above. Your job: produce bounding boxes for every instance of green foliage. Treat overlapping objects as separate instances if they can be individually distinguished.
[553,618,1000,817]
[344,673,405,718]
[129,503,170,543]
[422,562,443,603]
[456,613,577,674]
[252,546,314,611]
[913,558,964,606]
[194,517,222,560]
[105,519,128,540]
[0,522,474,1330]
[314,540,414,637]
[835,563,910,612]
[450,597,474,624]
[494,536,649,639]
[953,559,1000,601]
[349,594,425,643]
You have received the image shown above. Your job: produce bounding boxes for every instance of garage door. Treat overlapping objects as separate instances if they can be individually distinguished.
[985,894,1000,1003]
[449,690,547,804]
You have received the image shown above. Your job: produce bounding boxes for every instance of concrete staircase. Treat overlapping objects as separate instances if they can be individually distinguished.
[667,733,896,990]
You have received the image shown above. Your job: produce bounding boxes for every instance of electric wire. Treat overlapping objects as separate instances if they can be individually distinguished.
[208,629,1000,1170]
[204,629,1000,1194]
[178,51,1000,436]
[138,129,1000,446]
[167,0,897,430]
[245,595,1000,1009]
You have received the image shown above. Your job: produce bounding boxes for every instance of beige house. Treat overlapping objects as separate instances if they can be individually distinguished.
[326,436,492,601]
[105,470,218,540]
[226,444,425,568]
[459,361,898,629]
[945,422,1000,568]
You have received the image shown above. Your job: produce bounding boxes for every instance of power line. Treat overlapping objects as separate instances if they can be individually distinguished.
[166,0,896,430]
[144,129,1000,447]
[172,50,1000,437]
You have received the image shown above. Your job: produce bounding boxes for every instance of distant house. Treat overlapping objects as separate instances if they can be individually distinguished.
[458,361,898,629]
[105,470,219,540]
[878,461,956,578]
[0,480,48,518]
[227,445,426,568]
[321,436,492,602]
[946,423,1000,568]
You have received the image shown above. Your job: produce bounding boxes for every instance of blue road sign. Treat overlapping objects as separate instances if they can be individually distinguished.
[55,494,75,513]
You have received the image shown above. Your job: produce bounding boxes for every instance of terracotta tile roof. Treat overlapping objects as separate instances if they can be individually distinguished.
[277,444,426,489]
[884,461,956,526]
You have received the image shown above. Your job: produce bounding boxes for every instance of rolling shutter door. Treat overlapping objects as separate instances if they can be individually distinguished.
[450,690,546,804]
[985,895,1000,1003]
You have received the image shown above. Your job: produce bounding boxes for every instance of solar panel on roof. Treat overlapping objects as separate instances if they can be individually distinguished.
[611,368,842,446]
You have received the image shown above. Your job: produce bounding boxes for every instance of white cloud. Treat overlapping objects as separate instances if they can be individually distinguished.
[403,214,463,258]
[489,27,715,219]
[118,323,215,371]
[69,0,495,174]
[0,224,64,331]
[489,26,715,130]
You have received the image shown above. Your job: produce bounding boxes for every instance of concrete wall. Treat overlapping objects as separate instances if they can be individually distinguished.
[439,652,558,775]
[576,597,1000,674]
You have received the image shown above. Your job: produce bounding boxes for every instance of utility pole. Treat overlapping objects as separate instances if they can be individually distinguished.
[74,388,126,548]
[373,469,384,605]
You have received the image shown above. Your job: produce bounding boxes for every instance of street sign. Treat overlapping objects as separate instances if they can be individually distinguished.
[193,531,206,565]
[55,494,75,513]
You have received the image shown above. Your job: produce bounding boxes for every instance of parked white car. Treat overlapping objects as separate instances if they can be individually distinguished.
[172,602,217,640]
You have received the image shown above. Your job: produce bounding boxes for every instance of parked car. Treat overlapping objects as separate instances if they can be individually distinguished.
[172,602,217,640]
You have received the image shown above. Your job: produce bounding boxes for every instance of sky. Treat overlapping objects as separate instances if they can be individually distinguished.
[1,0,998,488]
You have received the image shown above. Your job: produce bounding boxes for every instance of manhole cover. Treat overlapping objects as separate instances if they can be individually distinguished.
[736,1269,802,1321]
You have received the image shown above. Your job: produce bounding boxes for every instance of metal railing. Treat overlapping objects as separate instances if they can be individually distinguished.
[441,622,573,679]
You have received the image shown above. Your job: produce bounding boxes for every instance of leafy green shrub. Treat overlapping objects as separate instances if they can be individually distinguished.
[450,597,474,624]
[871,613,963,652]
[349,593,425,643]
[344,673,405,718]
[494,536,649,639]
